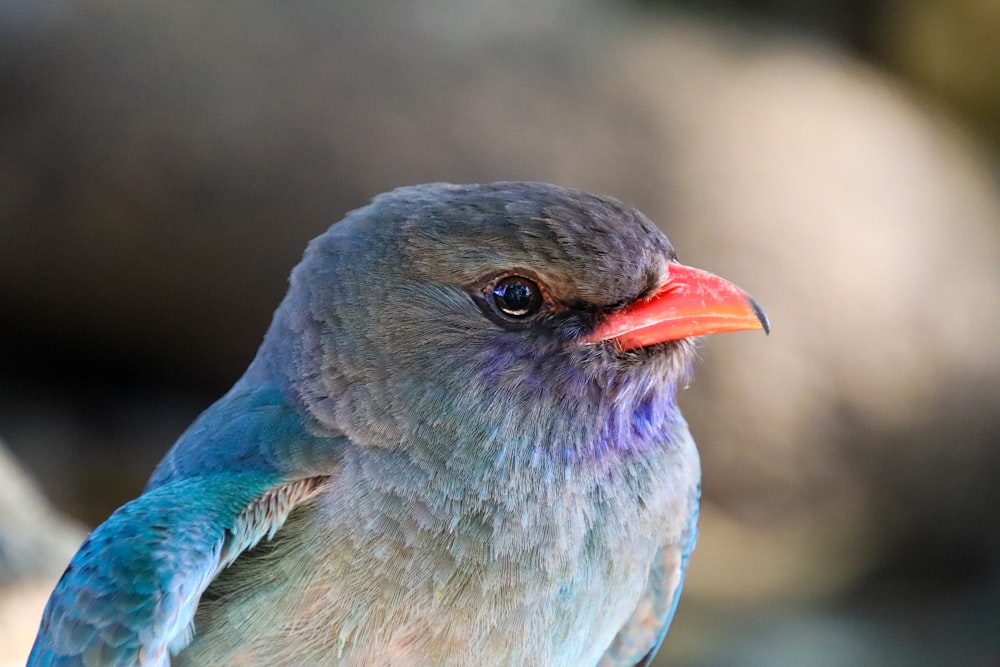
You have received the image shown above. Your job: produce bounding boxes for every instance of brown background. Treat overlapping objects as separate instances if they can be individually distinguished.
[2,1,999,664]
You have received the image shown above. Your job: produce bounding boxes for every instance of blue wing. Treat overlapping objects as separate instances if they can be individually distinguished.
[28,473,278,666]
[28,379,342,667]
[600,495,700,667]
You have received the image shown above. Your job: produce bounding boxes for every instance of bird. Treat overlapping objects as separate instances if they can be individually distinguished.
[29,181,769,667]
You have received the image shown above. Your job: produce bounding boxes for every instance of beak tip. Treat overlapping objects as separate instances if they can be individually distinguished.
[748,296,771,335]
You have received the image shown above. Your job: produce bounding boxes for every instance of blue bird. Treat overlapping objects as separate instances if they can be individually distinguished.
[29,182,768,667]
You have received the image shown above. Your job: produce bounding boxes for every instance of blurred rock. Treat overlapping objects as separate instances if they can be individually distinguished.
[619,22,1000,531]
[1,2,999,664]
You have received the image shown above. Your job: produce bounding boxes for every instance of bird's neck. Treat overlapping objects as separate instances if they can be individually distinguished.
[330,376,693,527]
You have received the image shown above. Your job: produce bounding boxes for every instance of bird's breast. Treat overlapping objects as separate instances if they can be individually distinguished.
[181,436,699,667]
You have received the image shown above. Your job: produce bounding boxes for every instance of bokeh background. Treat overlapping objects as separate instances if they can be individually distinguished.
[2,1,1000,665]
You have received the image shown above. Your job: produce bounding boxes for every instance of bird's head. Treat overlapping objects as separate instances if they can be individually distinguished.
[261,182,768,468]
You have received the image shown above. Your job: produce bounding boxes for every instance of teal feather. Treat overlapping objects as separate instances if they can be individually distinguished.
[26,182,759,666]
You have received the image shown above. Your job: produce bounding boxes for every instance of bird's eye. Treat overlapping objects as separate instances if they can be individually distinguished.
[491,276,543,318]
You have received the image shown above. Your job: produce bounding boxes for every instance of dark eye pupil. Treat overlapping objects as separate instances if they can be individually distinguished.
[493,277,541,317]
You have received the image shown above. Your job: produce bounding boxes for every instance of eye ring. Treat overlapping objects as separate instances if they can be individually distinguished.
[489,275,544,319]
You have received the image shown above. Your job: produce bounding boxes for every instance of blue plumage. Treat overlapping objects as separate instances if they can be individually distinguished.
[30,182,767,666]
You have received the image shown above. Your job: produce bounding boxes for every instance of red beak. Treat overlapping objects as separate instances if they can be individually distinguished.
[584,262,770,351]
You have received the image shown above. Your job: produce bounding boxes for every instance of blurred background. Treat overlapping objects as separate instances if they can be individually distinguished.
[2,1,999,664]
